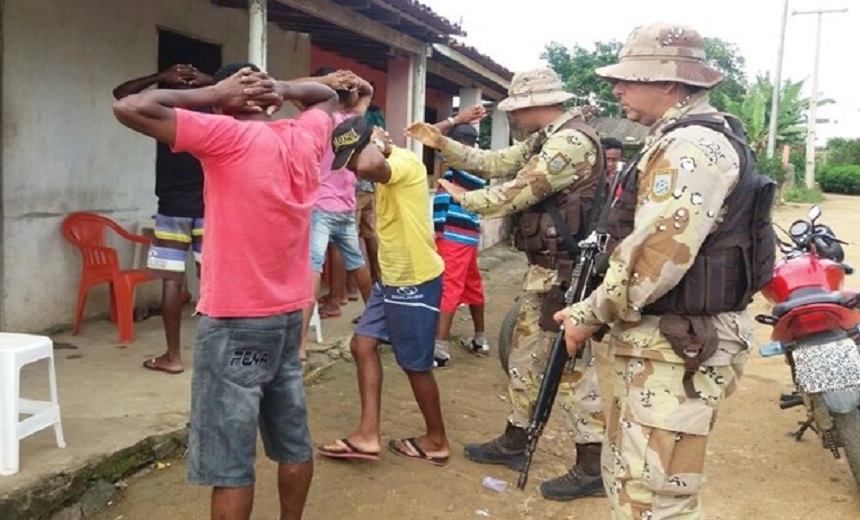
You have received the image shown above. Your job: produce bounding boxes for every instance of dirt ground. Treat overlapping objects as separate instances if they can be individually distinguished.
[94,195,860,520]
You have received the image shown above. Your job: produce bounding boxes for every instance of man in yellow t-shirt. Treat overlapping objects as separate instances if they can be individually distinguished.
[318,117,449,466]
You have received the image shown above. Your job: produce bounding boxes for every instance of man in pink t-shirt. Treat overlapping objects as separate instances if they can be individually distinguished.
[299,68,374,357]
[113,63,339,520]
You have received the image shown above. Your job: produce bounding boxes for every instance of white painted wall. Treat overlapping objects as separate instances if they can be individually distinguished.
[1,0,309,331]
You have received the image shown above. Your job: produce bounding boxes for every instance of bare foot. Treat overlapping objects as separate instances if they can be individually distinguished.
[319,303,342,319]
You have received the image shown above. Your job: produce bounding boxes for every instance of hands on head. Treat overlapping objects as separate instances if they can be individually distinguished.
[322,69,373,108]
[405,103,487,149]
[455,104,488,125]
[160,64,211,88]
[577,104,598,122]
[212,67,283,115]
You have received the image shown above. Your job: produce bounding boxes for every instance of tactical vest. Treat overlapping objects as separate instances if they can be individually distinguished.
[605,114,776,315]
[513,117,606,271]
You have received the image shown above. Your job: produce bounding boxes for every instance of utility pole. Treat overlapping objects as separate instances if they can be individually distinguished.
[794,7,847,190]
[766,0,789,158]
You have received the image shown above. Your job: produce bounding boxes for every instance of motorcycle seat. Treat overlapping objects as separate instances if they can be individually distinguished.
[773,290,850,318]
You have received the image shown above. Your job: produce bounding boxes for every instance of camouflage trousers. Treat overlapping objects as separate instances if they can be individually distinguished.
[602,353,745,519]
[507,291,605,444]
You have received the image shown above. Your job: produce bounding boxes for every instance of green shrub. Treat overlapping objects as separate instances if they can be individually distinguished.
[783,185,825,203]
[757,155,788,186]
[818,165,860,194]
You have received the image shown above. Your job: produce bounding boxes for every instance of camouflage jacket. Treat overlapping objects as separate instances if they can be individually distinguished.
[439,109,598,292]
[564,93,754,365]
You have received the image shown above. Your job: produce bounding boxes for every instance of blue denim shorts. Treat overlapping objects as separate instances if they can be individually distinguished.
[355,276,442,372]
[310,209,365,273]
[187,312,310,488]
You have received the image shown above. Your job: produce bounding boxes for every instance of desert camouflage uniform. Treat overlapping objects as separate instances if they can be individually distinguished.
[564,92,755,518]
[440,110,605,443]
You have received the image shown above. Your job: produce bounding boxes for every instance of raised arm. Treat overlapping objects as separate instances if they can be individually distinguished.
[432,104,486,135]
[274,80,338,115]
[354,127,393,184]
[443,129,597,219]
[113,64,211,100]
[406,118,531,179]
[113,68,260,145]
[347,76,374,117]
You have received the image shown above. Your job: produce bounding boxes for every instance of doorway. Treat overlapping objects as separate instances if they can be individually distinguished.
[155,30,222,177]
[423,106,439,176]
[157,29,221,80]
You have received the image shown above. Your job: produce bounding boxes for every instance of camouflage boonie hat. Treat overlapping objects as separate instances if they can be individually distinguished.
[497,68,574,112]
[596,22,724,88]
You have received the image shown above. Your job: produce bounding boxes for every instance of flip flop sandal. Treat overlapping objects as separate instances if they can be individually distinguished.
[317,439,380,461]
[387,438,449,467]
[142,358,184,375]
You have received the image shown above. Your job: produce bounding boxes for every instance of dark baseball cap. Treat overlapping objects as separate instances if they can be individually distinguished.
[447,123,478,143]
[331,116,373,170]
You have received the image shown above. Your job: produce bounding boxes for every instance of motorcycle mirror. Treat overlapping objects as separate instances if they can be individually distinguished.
[808,204,822,222]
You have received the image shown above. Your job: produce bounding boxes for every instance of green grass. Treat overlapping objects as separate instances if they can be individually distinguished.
[783,185,826,204]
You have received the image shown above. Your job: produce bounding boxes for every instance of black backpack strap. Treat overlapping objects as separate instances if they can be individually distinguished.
[536,195,579,255]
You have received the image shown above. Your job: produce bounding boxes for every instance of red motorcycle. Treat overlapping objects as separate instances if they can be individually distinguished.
[756,204,860,490]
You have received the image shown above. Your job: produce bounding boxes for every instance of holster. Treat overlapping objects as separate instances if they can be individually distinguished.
[658,314,719,398]
[538,258,574,333]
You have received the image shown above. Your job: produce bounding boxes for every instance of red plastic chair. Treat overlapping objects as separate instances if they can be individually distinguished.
[61,213,155,343]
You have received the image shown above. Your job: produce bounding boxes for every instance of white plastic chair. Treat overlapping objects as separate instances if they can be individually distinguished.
[0,333,66,476]
[309,303,323,344]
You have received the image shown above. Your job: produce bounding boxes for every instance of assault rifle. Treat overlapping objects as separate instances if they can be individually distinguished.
[516,232,604,490]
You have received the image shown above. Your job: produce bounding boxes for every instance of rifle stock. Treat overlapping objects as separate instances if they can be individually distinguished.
[516,236,602,490]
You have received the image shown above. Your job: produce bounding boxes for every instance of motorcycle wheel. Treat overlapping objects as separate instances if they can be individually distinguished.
[834,408,860,493]
[497,298,523,375]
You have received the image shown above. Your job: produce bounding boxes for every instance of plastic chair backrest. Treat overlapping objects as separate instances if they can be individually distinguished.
[61,213,122,271]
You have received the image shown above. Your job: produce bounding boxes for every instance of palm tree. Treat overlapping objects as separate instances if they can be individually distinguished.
[722,74,832,154]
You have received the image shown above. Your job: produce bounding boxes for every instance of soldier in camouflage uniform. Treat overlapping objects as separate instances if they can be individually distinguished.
[406,68,607,501]
[555,23,757,518]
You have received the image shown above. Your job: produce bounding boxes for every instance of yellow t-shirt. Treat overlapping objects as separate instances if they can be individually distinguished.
[375,147,444,286]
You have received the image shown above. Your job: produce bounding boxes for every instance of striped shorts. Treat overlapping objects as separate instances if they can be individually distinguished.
[146,214,204,277]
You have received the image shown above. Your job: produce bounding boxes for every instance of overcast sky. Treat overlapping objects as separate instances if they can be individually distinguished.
[426,0,856,143]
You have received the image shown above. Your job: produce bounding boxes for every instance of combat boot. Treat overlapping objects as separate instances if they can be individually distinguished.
[463,422,528,471]
[540,442,605,501]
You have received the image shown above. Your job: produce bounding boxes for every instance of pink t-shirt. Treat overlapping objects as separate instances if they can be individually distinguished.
[315,111,357,213]
[172,108,334,317]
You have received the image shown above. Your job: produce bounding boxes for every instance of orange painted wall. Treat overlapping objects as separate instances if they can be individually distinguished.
[309,45,451,122]
[310,46,388,107]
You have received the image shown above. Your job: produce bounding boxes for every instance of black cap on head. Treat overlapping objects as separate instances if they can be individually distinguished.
[331,116,373,170]
[601,137,623,151]
[447,123,478,145]
[212,62,261,83]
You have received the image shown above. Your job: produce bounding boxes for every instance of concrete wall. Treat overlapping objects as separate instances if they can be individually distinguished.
[1,0,309,331]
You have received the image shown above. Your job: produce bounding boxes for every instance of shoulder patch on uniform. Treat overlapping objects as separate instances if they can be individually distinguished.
[548,152,570,173]
[650,168,677,198]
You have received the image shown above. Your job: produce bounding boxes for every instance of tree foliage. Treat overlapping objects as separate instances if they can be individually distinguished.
[703,37,747,112]
[824,138,860,166]
[541,37,749,116]
[540,40,623,116]
[723,74,833,154]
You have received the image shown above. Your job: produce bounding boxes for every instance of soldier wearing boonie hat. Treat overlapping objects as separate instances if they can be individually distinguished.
[406,68,609,502]
[555,22,767,518]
